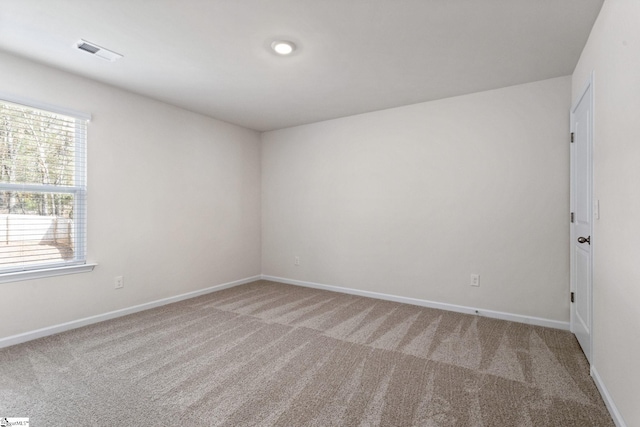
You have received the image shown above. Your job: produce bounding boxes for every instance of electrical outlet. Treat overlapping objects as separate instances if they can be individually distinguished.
[470,274,480,287]
[115,276,124,289]
[294,256,300,266]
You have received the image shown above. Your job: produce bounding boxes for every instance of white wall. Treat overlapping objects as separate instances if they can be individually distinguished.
[572,1,640,425]
[0,52,262,339]
[262,76,571,322]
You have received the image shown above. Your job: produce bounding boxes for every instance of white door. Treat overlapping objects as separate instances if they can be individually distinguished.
[570,76,593,363]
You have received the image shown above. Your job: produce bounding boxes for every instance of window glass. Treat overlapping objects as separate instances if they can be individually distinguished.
[0,99,87,273]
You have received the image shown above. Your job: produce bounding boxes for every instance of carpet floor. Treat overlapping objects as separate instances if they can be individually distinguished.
[0,280,614,426]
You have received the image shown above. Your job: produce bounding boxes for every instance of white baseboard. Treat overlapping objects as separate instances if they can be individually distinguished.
[0,273,570,350]
[0,275,261,349]
[261,275,570,331]
[591,366,628,427]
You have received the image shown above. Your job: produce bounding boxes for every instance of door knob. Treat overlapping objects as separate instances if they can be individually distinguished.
[577,236,591,245]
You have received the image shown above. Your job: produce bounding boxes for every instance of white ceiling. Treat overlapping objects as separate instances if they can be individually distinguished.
[0,0,603,132]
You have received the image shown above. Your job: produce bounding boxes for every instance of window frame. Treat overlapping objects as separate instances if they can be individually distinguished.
[0,93,95,281]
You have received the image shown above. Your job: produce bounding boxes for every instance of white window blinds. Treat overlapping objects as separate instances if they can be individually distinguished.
[0,98,88,273]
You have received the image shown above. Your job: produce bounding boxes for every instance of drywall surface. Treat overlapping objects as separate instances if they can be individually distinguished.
[0,52,261,339]
[262,76,571,322]
[572,1,640,425]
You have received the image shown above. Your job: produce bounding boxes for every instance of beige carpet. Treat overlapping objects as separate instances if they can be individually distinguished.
[0,280,614,426]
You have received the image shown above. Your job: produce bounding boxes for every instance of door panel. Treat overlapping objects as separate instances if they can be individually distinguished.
[576,246,590,331]
[570,77,593,363]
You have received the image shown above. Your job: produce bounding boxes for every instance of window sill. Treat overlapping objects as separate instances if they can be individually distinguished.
[0,263,97,284]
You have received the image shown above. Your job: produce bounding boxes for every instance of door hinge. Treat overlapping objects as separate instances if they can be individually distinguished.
[570,132,575,143]
[571,292,575,303]
[570,212,575,223]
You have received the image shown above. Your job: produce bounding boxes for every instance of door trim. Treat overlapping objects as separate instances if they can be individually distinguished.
[570,72,594,364]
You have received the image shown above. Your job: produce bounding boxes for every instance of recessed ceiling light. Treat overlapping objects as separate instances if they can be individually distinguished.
[271,40,296,55]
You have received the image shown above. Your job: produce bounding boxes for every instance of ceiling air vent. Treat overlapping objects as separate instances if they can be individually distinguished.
[76,39,123,62]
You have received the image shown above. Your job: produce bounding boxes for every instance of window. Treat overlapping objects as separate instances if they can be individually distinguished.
[0,96,89,275]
